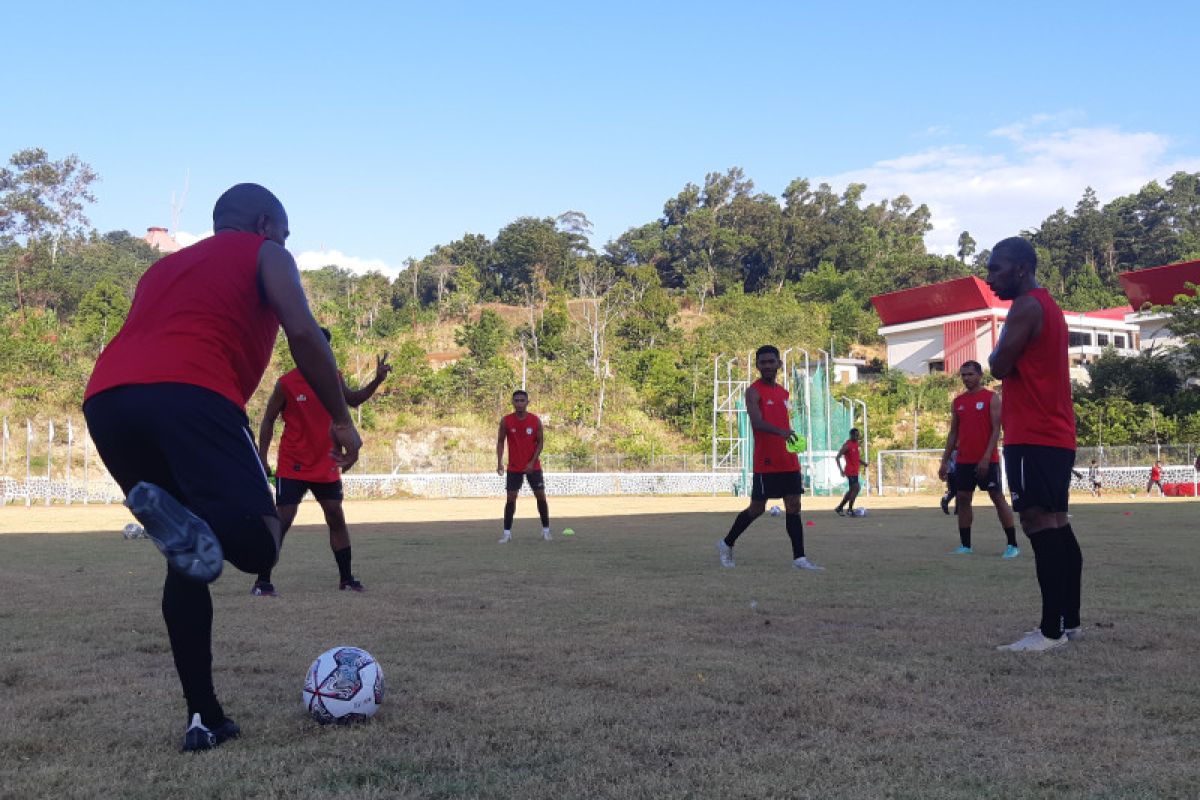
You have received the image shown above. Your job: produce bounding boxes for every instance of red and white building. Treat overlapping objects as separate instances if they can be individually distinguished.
[869,258,1200,380]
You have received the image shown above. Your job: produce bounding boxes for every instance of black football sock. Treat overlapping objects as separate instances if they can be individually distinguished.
[959,527,971,548]
[333,546,353,582]
[162,570,225,728]
[536,496,550,528]
[724,510,756,547]
[785,513,806,559]
[1029,532,1064,639]
[1060,525,1083,629]
[503,499,516,530]
[1004,526,1018,548]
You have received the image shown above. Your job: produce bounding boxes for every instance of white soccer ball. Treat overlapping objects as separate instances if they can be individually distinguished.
[122,523,144,539]
[769,505,783,517]
[852,508,869,517]
[303,646,384,724]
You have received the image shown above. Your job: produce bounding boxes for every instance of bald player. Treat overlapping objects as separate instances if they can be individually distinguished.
[83,184,361,750]
[987,236,1082,653]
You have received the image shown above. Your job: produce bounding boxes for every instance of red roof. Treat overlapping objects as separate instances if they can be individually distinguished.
[870,276,1009,327]
[1078,305,1133,320]
[1119,259,1200,309]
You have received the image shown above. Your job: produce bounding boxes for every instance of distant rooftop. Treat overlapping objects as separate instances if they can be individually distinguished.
[143,226,181,254]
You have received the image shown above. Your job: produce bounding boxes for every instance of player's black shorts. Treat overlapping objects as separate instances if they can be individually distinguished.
[953,462,1001,493]
[276,477,343,506]
[1003,444,1074,514]
[83,383,278,574]
[751,471,804,500]
[846,475,861,491]
[506,470,546,492]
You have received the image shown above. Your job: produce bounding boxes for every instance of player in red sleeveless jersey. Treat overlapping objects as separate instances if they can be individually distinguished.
[82,185,361,750]
[937,360,1019,558]
[496,390,551,542]
[254,328,391,595]
[716,345,823,571]
[987,237,1082,653]
[834,429,863,516]
[1146,460,1164,496]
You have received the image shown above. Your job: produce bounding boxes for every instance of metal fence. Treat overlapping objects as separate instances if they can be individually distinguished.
[875,447,1200,496]
[0,417,727,505]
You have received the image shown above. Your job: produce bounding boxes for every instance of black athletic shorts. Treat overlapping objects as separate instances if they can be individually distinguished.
[953,462,1001,493]
[846,475,861,491]
[82,383,278,573]
[750,471,804,500]
[276,477,343,506]
[506,470,546,492]
[1003,444,1074,514]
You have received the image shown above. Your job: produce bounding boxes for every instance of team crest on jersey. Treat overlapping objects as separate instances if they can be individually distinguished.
[297,393,308,402]
[525,427,533,435]
[766,399,774,406]
[975,401,985,410]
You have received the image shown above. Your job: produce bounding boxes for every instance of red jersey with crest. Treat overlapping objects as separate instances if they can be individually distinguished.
[953,388,1000,464]
[1151,464,1161,481]
[85,232,278,409]
[751,380,799,473]
[503,413,542,472]
[276,369,340,483]
[999,288,1076,449]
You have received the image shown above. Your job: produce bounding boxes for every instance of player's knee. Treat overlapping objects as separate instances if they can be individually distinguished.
[211,512,279,574]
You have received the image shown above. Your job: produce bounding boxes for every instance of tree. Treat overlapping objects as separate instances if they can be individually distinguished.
[0,148,99,318]
[956,231,976,264]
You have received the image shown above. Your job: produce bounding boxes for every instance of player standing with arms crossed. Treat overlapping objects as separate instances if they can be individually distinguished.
[83,184,361,749]
[253,328,391,595]
[717,345,823,571]
[938,361,1019,557]
[497,390,552,543]
[986,237,1082,652]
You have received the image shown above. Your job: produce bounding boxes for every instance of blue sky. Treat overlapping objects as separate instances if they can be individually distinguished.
[5,1,1199,276]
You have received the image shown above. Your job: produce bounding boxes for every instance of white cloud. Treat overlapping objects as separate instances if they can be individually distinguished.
[174,230,211,246]
[820,117,1200,257]
[295,248,400,278]
[174,231,400,278]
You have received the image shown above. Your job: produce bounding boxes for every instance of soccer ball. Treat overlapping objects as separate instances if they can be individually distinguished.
[303,646,384,724]
[852,508,869,517]
[769,505,783,517]
[122,523,144,539]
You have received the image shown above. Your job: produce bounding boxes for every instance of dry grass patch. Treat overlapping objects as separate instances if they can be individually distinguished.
[1,500,1198,798]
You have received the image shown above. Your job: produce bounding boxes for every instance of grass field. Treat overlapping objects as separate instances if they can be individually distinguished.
[2,495,1199,799]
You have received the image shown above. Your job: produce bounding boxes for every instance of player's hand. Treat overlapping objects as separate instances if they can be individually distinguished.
[525,461,537,474]
[976,462,989,480]
[375,352,392,382]
[329,421,363,472]
[938,464,948,481]
[497,465,504,476]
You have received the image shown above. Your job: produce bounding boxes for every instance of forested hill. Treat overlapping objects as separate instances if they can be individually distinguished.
[3,149,1200,458]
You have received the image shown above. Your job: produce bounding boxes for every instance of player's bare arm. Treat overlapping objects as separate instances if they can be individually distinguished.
[835,441,849,477]
[343,352,392,408]
[989,295,1043,379]
[976,391,1003,479]
[527,420,544,473]
[745,385,791,438]
[259,240,361,470]
[496,419,507,476]
[939,406,959,481]
[256,381,287,471]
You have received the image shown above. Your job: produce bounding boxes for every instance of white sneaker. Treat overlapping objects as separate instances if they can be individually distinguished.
[716,540,735,568]
[542,529,553,541]
[997,629,1068,652]
[793,557,825,571]
[498,532,512,544]
[1063,626,1083,641]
